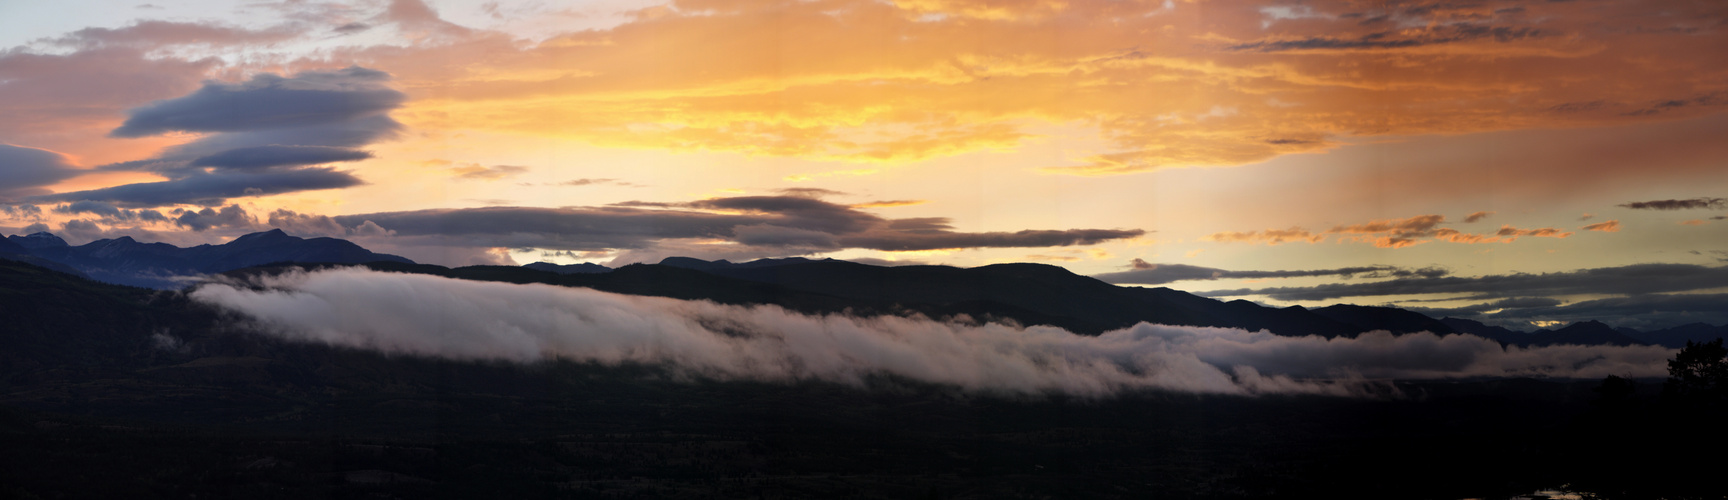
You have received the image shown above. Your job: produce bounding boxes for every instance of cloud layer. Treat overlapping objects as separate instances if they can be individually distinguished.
[1094,260,1448,286]
[0,145,82,200]
[1202,263,1728,302]
[328,195,1143,254]
[1205,213,1576,249]
[190,268,1677,398]
[333,0,1728,175]
[1619,198,1724,211]
[38,67,401,207]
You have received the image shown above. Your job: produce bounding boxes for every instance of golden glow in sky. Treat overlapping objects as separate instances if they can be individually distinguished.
[1,0,1725,328]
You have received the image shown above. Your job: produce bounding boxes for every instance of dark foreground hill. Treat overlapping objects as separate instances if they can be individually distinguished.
[3,259,1725,499]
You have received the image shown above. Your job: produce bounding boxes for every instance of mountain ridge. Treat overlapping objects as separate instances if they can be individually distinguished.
[5,230,1720,346]
[2,229,413,288]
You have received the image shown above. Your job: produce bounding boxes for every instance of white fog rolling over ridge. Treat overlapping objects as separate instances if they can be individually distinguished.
[188,268,1677,398]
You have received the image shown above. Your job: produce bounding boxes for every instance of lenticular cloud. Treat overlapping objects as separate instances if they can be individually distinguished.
[189,268,1675,397]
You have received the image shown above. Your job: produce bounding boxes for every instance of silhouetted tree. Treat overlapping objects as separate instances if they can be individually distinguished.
[1662,338,1728,405]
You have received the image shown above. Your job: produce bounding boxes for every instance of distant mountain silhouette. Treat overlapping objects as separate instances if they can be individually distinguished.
[5,231,70,250]
[1440,317,1526,344]
[1312,304,1459,336]
[2,229,413,288]
[1626,323,1728,348]
[522,262,612,274]
[1503,320,1648,347]
[0,235,29,255]
[0,232,91,278]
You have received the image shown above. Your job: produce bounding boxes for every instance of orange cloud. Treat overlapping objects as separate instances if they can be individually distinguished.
[1432,228,1502,245]
[315,0,1728,173]
[450,164,530,180]
[1493,225,1573,240]
[1328,215,1447,248]
[1212,215,1573,249]
[1583,220,1622,232]
[1329,215,1446,235]
[850,200,927,208]
[1201,227,1325,245]
[1024,254,1081,262]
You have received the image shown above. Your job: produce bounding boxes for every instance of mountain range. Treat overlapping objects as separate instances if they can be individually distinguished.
[3,229,1722,347]
[1,229,411,288]
[609,256,1721,347]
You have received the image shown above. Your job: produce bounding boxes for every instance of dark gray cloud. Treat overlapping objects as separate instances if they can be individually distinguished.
[1548,100,1609,113]
[172,204,258,231]
[159,115,402,158]
[1404,296,1566,317]
[687,196,880,234]
[52,200,167,223]
[1095,261,1448,286]
[333,205,763,250]
[559,178,618,186]
[111,67,404,138]
[328,195,1143,253]
[776,187,847,198]
[1200,263,1728,302]
[333,22,371,34]
[0,204,44,220]
[190,145,372,170]
[835,228,1140,252]
[1463,211,1494,223]
[58,219,105,241]
[266,209,346,237]
[0,144,82,200]
[49,67,403,207]
[1618,197,1725,210]
[1229,25,1544,52]
[1624,93,1724,117]
[731,224,841,247]
[36,168,362,208]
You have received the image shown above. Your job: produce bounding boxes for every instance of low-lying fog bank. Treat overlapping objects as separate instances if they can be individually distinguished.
[191,267,1675,397]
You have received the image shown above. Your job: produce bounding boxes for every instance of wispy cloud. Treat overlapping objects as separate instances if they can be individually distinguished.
[320,195,1142,257]
[334,0,1728,174]
[36,67,401,207]
[452,164,529,180]
[1206,215,1571,249]
[1094,261,1448,286]
[1618,197,1725,210]
[1201,263,1728,302]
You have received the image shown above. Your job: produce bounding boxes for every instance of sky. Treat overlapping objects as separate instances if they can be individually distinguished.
[1,0,1725,330]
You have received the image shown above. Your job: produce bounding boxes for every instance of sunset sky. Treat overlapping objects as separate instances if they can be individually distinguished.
[2,0,1725,329]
